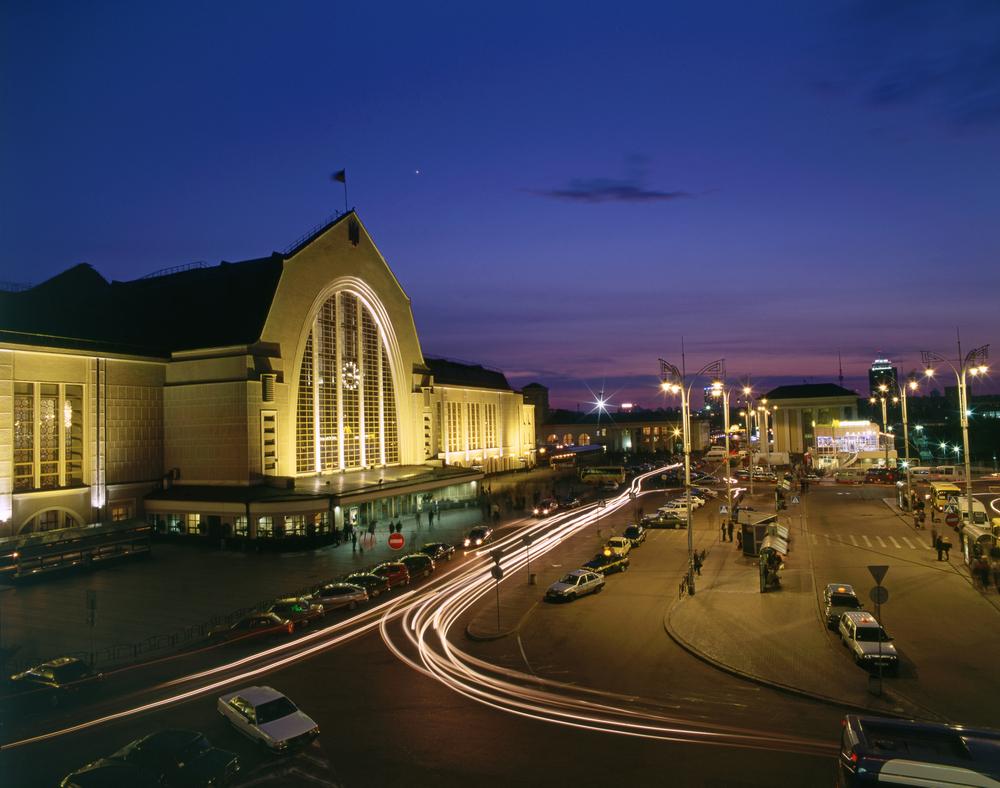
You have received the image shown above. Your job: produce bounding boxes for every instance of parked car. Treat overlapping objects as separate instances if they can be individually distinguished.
[267,597,325,630]
[823,583,863,629]
[642,512,687,529]
[838,612,898,674]
[98,729,239,787]
[400,552,435,579]
[311,582,368,611]
[218,686,319,753]
[544,570,605,601]
[532,498,559,517]
[60,760,163,787]
[691,486,719,499]
[371,562,411,588]
[6,656,102,709]
[208,612,294,644]
[582,552,630,576]
[604,536,632,558]
[560,496,582,509]
[623,524,646,546]
[462,526,494,549]
[344,572,391,598]
[420,542,455,562]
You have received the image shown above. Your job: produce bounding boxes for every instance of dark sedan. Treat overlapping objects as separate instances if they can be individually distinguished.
[623,524,646,546]
[420,542,455,562]
[345,572,391,598]
[6,656,102,708]
[108,729,239,787]
[267,597,325,630]
[208,612,294,644]
[400,553,435,579]
[583,552,630,575]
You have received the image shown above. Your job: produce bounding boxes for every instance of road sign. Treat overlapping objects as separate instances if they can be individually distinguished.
[867,564,890,585]
[869,586,890,605]
[944,504,958,514]
[945,512,960,527]
[791,495,800,505]
[490,565,504,581]
[388,532,405,550]
[719,505,729,515]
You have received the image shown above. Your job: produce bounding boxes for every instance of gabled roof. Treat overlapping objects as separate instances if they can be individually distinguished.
[763,383,858,400]
[0,212,361,357]
[425,357,511,391]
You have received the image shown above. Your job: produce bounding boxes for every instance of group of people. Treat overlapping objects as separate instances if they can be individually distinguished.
[931,526,954,561]
[971,553,1000,592]
[719,520,736,543]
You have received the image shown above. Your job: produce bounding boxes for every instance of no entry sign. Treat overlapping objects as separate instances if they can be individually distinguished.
[388,532,405,550]
[945,512,960,528]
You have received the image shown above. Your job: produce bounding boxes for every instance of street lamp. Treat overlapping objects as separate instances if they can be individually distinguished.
[922,344,989,528]
[757,399,777,468]
[710,380,737,523]
[877,376,920,510]
[659,356,725,595]
[739,383,756,496]
[869,383,896,468]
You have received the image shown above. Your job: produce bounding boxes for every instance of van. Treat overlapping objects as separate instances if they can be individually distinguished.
[956,496,989,526]
[835,468,865,484]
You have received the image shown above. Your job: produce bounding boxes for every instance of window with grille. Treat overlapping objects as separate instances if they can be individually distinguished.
[284,514,306,536]
[485,404,497,448]
[186,513,201,535]
[260,410,278,475]
[257,515,273,538]
[294,290,400,473]
[234,516,248,537]
[469,403,481,449]
[261,374,276,403]
[13,381,86,492]
[447,402,461,453]
[110,501,134,521]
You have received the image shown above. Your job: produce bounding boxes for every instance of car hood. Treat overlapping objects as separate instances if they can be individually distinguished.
[856,641,898,658]
[546,582,575,594]
[259,711,317,742]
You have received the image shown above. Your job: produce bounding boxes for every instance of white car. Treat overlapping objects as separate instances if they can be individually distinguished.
[218,686,319,752]
[545,570,604,601]
[604,536,632,558]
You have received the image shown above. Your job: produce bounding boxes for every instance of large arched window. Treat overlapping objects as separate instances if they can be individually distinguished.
[295,291,399,473]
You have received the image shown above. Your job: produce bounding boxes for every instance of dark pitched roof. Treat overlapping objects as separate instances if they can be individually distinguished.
[0,255,284,356]
[425,357,511,391]
[763,383,858,400]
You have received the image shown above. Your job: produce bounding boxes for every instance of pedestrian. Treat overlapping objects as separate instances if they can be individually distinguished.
[416,510,422,527]
[912,512,920,530]
[918,509,926,528]
[943,536,952,561]
[428,509,434,526]
[396,519,403,534]
[726,520,735,542]
[931,525,938,550]
[693,552,703,576]
[351,532,357,553]
[935,536,944,561]
[977,556,991,590]
[736,530,743,550]
[720,521,727,542]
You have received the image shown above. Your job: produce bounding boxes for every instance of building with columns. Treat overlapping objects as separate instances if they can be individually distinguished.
[0,212,535,541]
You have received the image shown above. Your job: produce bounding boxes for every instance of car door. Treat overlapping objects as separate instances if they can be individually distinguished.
[225,696,256,741]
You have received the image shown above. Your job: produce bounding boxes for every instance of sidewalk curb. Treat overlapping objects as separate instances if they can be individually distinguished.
[662,597,944,721]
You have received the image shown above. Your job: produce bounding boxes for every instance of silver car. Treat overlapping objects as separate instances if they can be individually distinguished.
[545,569,605,601]
[838,612,898,674]
[218,686,319,752]
[311,582,368,611]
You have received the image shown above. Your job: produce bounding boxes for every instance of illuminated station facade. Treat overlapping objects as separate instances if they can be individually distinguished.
[0,213,536,541]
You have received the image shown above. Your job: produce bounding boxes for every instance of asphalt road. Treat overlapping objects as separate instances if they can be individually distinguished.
[13,473,998,786]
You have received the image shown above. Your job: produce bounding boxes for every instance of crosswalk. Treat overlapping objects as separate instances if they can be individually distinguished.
[810,532,932,551]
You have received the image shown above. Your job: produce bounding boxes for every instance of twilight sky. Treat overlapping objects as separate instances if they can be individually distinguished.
[2,1,999,408]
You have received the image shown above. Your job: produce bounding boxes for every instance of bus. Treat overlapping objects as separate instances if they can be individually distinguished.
[838,714,1000,787]
[928,481,962,513]
[0,519,152,581]
[927,465,964,481]
[579,466,626,486]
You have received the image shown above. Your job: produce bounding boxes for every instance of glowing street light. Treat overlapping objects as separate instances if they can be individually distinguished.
[922,343,989,527]
[659,356,725,595]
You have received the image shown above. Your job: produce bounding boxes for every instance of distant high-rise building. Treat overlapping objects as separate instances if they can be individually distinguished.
[869,358,898,396]
[522,382,550,424]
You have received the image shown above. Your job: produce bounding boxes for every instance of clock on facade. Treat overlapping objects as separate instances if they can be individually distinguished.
[341,360,361,390]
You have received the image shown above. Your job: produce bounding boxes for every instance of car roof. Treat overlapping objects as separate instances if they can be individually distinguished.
[826,583,857,595]
[225,685,283,705]
[376,561,405,568]
[40,656,83,669]
[401,553,430,560]
[843,611,879,625]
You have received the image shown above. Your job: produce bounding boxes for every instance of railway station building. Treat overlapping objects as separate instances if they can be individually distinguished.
[0,212,536,542]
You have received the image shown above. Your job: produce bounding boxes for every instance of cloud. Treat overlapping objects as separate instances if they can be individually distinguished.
[529,178,695,203]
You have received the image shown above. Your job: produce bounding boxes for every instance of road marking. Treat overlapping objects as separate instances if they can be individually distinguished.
[849,534,858,546]
[875,536,886,547]
[862,535,872,547]
[902,536,916,549]
[888,536,901,549]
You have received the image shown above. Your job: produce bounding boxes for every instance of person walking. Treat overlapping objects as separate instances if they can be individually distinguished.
[693,552,703,576]
[351,531,357,553]
[942,535,952,561]
[726,520,735,542]
[736,530,743,550]
[416,510,422,528]
[720,521,727,542]
[935,535,944,561]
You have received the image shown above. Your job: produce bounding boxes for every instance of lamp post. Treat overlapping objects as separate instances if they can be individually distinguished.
[880,376,920,510]
[922,344,989,529]
[659,356,725,596]
[869,384,893,468]
[740,383,755,496]
[757,400,776,468]
[710,381,735,522]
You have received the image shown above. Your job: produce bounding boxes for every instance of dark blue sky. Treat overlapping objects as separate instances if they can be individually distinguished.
[3,1,998,407]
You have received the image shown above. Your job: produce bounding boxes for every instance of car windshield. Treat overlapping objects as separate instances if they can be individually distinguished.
[271,603,299,614]
[322,586,350,596]
[470,529,487,538]
[50,662,90,682]
[831,594,860,608]
[856,627,891,642]
[624,527,638,536]
[559,574,579,584]
[255,697,298,724]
